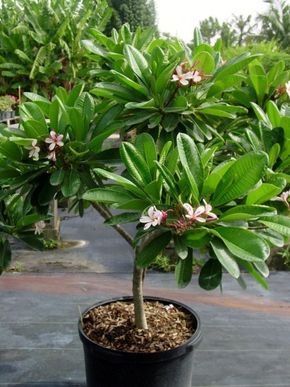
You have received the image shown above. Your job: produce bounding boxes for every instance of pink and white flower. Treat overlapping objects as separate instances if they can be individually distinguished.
[286,81,290,98]
[26,139,40,161]
[47,151,57,162]
[172,65,193,86]
[45,131,64,151]
[140,206,163,230]
[202,199,218,220]
[273,190,290,208]
[34,220,46,235]
[191,70,202,83]
[183,203,206,222]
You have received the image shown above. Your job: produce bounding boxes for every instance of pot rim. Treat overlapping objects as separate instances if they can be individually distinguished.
[78,295,202,359]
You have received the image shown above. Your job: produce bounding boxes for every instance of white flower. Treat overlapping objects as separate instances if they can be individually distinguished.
[183,203,206,222]
[26,139,40,161]
[192,70,202,83]
[202,199,218,220]
[34,221,46,235]
[285,81,290,98]
[47,150,57,162]
[45,130,64,151]
[140,206,163,230]
[172,65,193,86]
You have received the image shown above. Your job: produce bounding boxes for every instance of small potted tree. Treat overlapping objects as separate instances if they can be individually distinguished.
[81,133,290,387]
[0,95,17,120]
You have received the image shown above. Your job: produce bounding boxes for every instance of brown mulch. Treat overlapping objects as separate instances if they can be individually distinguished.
[82,300,195,353]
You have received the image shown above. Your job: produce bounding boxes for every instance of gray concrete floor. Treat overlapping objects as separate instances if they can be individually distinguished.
[1,209,290,387]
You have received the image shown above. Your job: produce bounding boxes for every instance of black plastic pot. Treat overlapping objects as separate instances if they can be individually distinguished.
[78,296,202,387]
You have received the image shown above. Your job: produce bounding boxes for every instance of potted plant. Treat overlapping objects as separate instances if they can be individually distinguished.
[0,95,17,120]
[81,132,290,387]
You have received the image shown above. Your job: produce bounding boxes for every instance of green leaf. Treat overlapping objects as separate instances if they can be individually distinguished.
[221,205,277,221]
[214,53,260,81]
[134,133,157,176]
[259,215,290,237]
[193,51,215,74]
[251,102,271,127]
[175,250,193,288]
[111,70,148,96]
[155,162,179,201]
[268,144,281,168]
[124,44,149,81]
[136,231,171,267]
[212,227,270,262]
[198,259,222,290]
[104,212,140,225]
[237,259,268,289]
[177,133,203,202]
[212,152,268,206]
[83,188,133,204]
[246,183,282,205]
[16,214,49,228]
[211,240,240,279]
[253,261,269,278]
[50,169,65,186]
[266,101,281,128]
[174,235,188,260]
[61,170,81,197]
[120,142,152,186]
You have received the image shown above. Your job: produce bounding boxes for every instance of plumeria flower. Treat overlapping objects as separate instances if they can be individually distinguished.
[140,206,163,230]
[47,151,57,162]
[183,203,206,222]
[273,190,290,208]
[202,199,218,220]
[45,130,64,151]
[286,81,290,98]
[172,65,193,86]
[191,70,202,83]
[26,139,40,161]
[34,220,46,235]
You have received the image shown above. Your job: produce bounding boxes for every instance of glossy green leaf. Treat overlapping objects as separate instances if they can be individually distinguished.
[198,259,222,290]
[105,212,140,225]
[136,231,171,267]
[259,215,290,237]
[124,44,149,80]
[212,152,268,206]
[83,187,133,204]
[221,205,277,221]
[61,170,81,198]
[246,183,282,205]
[212,227,270,262]
[175,250,193,288]
[120,142,152,186]
[237,259,268,289]
[50,169,65,186]
[211,240,240,279]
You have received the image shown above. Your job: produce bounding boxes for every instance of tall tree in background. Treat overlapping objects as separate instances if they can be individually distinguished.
[106,0,156,33]
[257,0,290,49]
[232,15,256,46]
[199,17,220,44]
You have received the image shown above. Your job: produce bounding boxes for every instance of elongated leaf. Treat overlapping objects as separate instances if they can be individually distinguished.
[212,152,268,206]
[259,215,290,237]
[175,250,193,288]
[253,261,269,278]
[214,53,260,80]
[266,101,281,128]
[198,259,222,290]
[105,212,140,225]
[237,259,268,289]
[83,188,133,204]
[177,133,203,201]
[174,235,188,260]
[124,45,149,80]
[221,205,277,221]
[136,231,171,267]
[155,162,179,201]
[212,227,270,262]
[93,168,145,198]
[50,169,65,186]
[135,133,157,176]
[111,70,148,95]
[61,170,81,197]
[120,142,152,186]
[246,183,282,205]
[211,240,240,279]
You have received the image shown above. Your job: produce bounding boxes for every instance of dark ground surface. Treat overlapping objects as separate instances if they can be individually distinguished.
[1,209,290,387]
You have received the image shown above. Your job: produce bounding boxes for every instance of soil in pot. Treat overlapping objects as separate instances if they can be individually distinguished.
[82,299,195,353]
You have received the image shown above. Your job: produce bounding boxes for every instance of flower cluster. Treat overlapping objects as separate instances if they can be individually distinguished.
[27,130,64,162]
[139,200,217,232]
[171,62,209,87]
[45,130,64,162]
